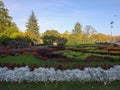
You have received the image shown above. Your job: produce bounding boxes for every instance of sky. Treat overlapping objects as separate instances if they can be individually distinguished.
[2,0,120,36]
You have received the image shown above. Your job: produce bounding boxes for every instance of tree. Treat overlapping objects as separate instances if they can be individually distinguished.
[84,25,97,43]
[72,21,82,34]
[95,33,109,43]
[67,22,83,45]
[10,32,25,38]
[61,30,70,40]
[42,30,60,45]
[67,34,82,45]
[42,30,67,46]
[43,30,60,37]
[84,25,96,37]
[0,0,12,33]
[4,22,19,37]
[42,35,59,45]
[26,11,39,45]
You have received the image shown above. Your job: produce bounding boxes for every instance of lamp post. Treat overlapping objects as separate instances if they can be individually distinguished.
[110,21,114,45]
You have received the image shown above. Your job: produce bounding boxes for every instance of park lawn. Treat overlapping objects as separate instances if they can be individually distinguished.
[55,50,120,62]
[0,54,120,90]
[0,55,44,65]
[0,81,120,90]
[0,55,120,69]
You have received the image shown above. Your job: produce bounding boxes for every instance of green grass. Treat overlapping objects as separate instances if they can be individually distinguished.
[56,50,120,62]
[0,55,42,65]
[0,81,120,90]
[56,50,90,61]
[0,47,120,89]
[110,51,120,54]
[82,47,97,50]
[0,55,120,69]
[0,44,120,89]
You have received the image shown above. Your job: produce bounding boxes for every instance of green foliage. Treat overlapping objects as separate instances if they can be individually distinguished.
[10,32,25,38]
[72,21,82,34]
[26,11,39,34]
[1,81,120,90]
[0,36,32,47]
[4,22,19,37]
[67,22,86,45]
[26,11,39,44]
[0,55,41,65]
[43,30,60,37]
[56,50,120,62]
[0,36,12,46]
[0,0,19,44]
[67,34,82,45]
[57,38,67,46]
[0,0,13,33]
[0,54,119,69]
[43,35,58,45]
[8,37,32,48]
[91,54,120,61]
[57,50,90,61]
[42,30,67,46]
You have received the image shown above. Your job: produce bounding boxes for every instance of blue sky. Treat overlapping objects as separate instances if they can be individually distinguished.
[2,0,120,36]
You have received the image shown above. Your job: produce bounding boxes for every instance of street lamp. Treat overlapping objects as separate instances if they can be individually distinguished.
[110,21,114,45]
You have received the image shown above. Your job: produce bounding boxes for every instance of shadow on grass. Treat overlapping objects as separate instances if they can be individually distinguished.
[0,81,120,90]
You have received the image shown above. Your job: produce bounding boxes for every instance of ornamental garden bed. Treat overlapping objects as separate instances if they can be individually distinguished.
[0,65,120,82]
[0,45,120,83]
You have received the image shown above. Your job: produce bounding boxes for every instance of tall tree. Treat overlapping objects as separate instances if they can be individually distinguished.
[84,25,97,43]
[68,22,83,45]
[4,22,18,37]
[72,21,82,34]
[26,11,39,44]
[84,25,96,37]
[0,0,12,33]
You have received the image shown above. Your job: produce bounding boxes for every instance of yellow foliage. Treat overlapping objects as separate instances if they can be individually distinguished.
[10,32,25,38]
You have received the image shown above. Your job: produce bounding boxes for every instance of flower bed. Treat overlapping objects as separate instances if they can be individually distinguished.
[0,65,120,82]
[0,45,120,83]
[104,46,120,51]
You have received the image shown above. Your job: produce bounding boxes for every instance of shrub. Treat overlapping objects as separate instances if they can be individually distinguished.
[9,49,22,56]
[0,47,4,55]
[8,37,33,48]
[0,37,12,46]
[0,36,33,47]
[24,48,33,52]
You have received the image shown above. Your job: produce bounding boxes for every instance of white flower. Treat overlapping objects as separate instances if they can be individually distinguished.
[0,65,120,82]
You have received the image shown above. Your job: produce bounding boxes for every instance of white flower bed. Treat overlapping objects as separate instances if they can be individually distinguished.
[0,65,120,82]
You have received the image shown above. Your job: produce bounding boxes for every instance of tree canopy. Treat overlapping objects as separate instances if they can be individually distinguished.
[26,11,39,34]
[0,0,12,32]
[42,30,67,46]
[0,0,119,46]
[72,21,82,34]
[0,0,18,38]
[26,11,40,44]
